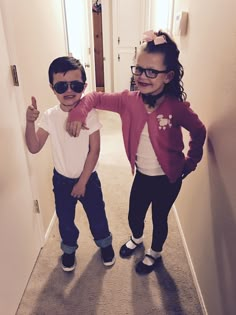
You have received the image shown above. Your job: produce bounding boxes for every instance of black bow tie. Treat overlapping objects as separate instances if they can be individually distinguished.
[141,90,165,107]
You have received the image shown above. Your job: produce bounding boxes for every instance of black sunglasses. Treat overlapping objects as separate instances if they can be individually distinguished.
[131,66,168,79]
[53,81,85,94]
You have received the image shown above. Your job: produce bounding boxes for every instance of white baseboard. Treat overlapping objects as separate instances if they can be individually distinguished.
[44,212,57,245]
[172,205,208,315]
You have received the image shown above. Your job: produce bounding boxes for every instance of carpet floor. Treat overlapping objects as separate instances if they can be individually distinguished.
[16,112,203,315]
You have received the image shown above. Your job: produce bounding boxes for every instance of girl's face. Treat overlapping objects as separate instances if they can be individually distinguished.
[51,69,87,112]
[134,51,173,95]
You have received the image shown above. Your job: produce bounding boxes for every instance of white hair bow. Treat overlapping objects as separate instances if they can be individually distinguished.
[142,30,167,45]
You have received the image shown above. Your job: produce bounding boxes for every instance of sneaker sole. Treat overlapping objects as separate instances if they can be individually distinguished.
[61,261,76,272]
[103,256,116,267]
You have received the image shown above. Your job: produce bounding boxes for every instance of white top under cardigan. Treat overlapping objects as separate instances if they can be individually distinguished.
[136,123,165,176]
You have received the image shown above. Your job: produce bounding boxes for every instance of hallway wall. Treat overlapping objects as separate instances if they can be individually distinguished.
[0,0,68,235]
[173,1,236,314]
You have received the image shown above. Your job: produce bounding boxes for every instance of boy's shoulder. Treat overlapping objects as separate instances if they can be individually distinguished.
[44,104,60,115]
[86,108,102,130]
[86,108,100,124]
[87,108,97,116]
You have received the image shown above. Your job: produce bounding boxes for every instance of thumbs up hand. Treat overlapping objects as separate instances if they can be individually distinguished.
[26,96,40,122]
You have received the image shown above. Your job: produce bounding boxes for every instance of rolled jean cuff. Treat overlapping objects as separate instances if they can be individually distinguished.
[95,233,112,248]
[61,242,78,254]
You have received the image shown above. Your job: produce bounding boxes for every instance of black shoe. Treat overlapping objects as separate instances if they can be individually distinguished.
[61,252,76,272]
[101,245,115,266]
[119,237,143,258]
[135,254,161,275]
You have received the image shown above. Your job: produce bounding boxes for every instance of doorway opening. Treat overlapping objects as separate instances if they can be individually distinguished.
[64,0,105,92]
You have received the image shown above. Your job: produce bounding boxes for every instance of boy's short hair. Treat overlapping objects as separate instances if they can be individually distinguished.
[48,56,87,84]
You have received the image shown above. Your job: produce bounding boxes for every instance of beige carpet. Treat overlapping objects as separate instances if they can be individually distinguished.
[16,112,203,315]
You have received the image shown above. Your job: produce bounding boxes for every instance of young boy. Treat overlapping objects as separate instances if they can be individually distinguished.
[25,56,115,272]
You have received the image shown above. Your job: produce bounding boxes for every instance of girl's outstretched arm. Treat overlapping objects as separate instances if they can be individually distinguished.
[67,91,126,136]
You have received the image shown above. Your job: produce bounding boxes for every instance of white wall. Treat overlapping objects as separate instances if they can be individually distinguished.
[173,0,236,314]
[101,0,113,92]
[0,0,68,235]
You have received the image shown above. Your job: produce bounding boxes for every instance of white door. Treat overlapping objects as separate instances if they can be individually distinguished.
[64,0,96,93]
[112,0,146,91]
[0,10,42,315]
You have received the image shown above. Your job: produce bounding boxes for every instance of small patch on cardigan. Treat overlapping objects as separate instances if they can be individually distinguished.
[156,114,172,130]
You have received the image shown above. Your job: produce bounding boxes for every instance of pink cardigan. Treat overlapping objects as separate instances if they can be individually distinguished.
[69,90,206,182]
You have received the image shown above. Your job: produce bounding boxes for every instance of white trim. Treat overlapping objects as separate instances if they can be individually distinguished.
[36,211,46,248]
[168,0,175,35]
[86,0,96,91]
[172,205,208,315]
[111,0,118,91]
[101,0,112,92]
[44,212,57,244]
[140,0,146,36]
[144,0,152,30]
[61,0,69,55]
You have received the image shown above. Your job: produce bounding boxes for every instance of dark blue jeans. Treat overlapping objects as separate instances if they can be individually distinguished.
[128,171,182,252]
[53,169,112,254]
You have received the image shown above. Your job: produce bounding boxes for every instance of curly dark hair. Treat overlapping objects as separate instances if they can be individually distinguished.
[48,56,87,85]
[141,30,187,102]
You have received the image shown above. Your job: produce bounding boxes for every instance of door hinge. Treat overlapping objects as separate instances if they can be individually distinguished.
[34,200,40,214]
[118,54,120,62]
[10,65,19,86]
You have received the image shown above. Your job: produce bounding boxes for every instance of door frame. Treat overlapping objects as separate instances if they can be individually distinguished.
[0,1,44,246]
[63,0,113,93]
[0,6,44,314]
[63,0,96,93]
[101,0,112,92]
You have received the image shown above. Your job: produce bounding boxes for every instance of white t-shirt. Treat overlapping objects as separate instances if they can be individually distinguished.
[136,123,165,176]
[38,105,102,178]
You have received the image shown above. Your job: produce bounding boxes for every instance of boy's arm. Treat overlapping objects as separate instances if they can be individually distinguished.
[25,97,49,153]
[71,130,100,198]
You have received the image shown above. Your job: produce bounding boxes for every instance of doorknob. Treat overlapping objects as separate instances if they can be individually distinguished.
[85,63,90,68]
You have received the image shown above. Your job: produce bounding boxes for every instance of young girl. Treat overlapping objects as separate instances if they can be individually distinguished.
[67,30,206,275]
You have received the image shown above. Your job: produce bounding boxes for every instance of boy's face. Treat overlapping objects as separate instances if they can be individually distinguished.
[51,69,87,112]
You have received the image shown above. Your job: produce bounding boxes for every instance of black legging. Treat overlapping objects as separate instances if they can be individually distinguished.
[128,170,182,252]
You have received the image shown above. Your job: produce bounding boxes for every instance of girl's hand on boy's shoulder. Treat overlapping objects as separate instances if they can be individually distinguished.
[66,120,89,137]
[26,96,40,123]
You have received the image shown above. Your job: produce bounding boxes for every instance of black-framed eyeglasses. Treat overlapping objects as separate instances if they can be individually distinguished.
[53,81,85,94]
[131,66,168,79]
